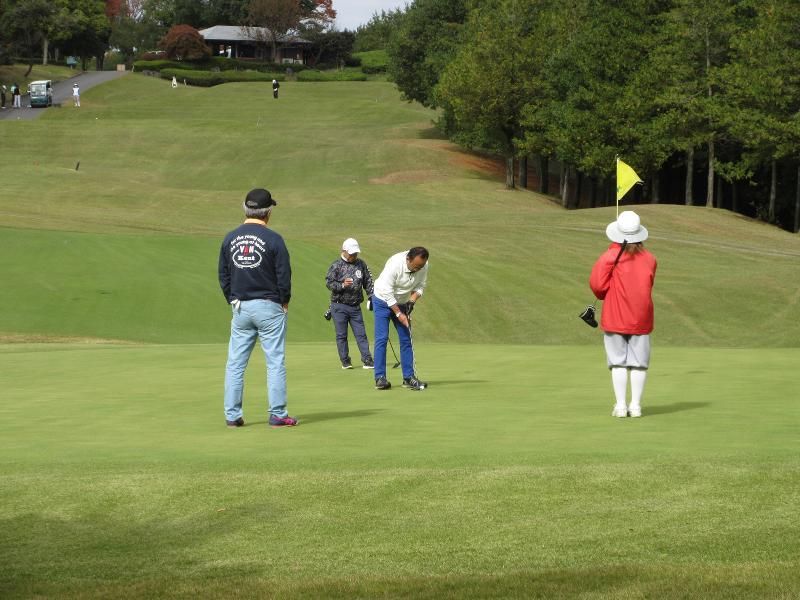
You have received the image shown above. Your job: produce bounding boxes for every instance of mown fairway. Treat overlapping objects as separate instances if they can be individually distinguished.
[1,75,799,598]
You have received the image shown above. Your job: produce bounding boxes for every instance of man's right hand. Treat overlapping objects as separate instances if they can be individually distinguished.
[396,312,409,327]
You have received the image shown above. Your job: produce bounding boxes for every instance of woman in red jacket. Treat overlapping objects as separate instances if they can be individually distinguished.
[590,211,657,418]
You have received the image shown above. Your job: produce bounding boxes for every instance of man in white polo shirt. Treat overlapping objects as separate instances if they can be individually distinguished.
[371,247,429,390]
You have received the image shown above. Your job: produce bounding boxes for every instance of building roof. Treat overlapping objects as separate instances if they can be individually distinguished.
[199,26,309,45]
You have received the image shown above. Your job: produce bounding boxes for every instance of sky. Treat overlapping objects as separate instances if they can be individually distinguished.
[333,0,409,31]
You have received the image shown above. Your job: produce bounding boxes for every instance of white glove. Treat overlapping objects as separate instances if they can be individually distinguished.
[230,299,241,311]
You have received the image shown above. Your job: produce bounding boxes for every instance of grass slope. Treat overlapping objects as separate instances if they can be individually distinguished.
[1,76,799,598]
[1,75,799,346]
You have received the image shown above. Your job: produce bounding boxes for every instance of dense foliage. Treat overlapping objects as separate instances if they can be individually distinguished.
[158,24,211,60]
[386,0,800,231]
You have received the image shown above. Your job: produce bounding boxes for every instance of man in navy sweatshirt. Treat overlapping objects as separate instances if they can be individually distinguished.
[218,188,297,428]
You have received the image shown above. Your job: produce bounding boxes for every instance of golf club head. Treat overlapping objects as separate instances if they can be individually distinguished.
[579,305,598,328]
[392,361,400,369]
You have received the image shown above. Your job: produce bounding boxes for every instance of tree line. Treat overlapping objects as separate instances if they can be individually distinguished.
[376,0,800,233]
[0,0,353,75]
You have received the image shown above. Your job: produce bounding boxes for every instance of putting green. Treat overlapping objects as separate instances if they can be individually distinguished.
[1,343,798,598]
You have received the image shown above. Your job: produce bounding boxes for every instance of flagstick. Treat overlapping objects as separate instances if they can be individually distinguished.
[615,156,619,218]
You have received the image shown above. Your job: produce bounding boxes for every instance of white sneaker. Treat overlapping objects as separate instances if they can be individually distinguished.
[611,405,628,418]
[628,405,642,418]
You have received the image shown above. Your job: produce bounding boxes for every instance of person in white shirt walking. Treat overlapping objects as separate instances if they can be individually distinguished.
[371,247,429,390]
[72,83,80,107]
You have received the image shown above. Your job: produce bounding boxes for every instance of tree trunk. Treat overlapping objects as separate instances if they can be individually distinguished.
[42,38,49,66]
[706,139,715,208]
[769,159,777,223]
[539,156,549,194]
[518,156,527,189]
[716,175,724,210]
[574,170,582,209]
[590,177,597,208]
[505,156,515,189]
[561,165,570,207]
[651,171,660,204]
[795,165,800,233]
[732,181,739,214]
[685,147,694,205]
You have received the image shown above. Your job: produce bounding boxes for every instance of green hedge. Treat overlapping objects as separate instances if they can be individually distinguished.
[296,69,368,82]
[134,59,191,71]
[160,68,284,87]
[207,56,307,73]
[134,57,307,74]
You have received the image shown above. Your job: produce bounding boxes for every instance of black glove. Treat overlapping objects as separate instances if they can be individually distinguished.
[323,308,332,321]
[405,301,415,316]
[367,297,374,311]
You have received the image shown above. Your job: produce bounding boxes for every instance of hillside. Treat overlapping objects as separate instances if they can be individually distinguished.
[0,75,798,347]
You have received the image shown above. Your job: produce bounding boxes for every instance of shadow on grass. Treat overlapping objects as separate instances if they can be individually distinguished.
[258,409,386,425]
[647,401,710,416]
[427,379,489,386]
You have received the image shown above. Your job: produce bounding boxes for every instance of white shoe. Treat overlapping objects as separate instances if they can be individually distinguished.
[628,405,642,418]
[611,405,628,418]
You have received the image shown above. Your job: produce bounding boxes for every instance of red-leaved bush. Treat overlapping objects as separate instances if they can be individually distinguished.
[159,25,211,61]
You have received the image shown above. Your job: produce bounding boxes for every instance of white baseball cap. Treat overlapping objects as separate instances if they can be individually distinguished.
[342,238,360,254]
[606,211,648,243]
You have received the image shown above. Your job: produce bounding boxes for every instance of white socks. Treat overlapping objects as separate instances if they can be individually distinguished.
[611,367,628,409]
[629,368,647,410]
[611,367,647,411]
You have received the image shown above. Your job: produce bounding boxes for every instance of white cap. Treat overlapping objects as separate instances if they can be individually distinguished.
[606,211,648,243]
[342,238,361,254]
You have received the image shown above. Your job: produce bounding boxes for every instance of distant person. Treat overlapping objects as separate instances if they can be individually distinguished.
[325,237,375,369]
[12,83,21,108]
[372,247,430,390]
[218,188,298,428]
[272,79,280,99]
[589,211,657,418]
[171,76,178,88]
[72,83,80,107]
[1,84,6,109]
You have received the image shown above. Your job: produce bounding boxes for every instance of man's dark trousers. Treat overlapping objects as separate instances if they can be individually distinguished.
[331,302,371,364]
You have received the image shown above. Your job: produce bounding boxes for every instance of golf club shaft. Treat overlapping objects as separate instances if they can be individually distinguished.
[388,337,400,368]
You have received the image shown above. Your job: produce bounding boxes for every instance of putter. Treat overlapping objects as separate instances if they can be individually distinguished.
[406,315,426,389]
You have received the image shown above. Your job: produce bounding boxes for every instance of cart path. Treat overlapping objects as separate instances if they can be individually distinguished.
[0,70,129,120]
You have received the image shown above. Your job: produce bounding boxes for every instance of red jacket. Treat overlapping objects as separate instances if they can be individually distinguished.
[589,244,657,335]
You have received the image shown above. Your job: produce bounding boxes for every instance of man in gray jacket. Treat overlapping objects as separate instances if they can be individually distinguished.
[325,238,375,369]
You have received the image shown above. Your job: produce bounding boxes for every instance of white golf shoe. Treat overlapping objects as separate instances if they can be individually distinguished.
[612,405,628,418]
[628,405,642,418]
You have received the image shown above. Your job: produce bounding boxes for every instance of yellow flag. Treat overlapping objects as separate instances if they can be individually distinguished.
[616,158,643,203]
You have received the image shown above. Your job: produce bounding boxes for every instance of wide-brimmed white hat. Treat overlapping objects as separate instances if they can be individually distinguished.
[606,210,648,243]
[342,237,360,254]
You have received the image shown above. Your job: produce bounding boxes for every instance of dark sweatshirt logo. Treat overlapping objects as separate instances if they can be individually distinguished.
[231,235,265,269]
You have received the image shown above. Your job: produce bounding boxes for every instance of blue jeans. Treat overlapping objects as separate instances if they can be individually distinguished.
[224,300,288,420]
[372,297,414,380]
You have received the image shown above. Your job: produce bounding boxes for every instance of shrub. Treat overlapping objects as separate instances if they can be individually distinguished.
[139,51,166,61]
[160,68,284,87]
[159,25,212,61]
[133,59,192,72]
[296,69,368,82]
